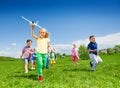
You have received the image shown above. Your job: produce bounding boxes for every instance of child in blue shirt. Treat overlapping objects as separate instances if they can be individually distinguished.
[87,35,103,71]
[31,51,37,70]
[46,47,51,69]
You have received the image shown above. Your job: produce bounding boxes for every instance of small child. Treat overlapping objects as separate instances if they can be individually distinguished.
[53,48,57,61]
[72,44,79,64]
[87,35,103,71]
[20,39,34,73]
[31,24,54,82]
[50,49,56,66]
[31,49,37,70]
[46,47,51,69]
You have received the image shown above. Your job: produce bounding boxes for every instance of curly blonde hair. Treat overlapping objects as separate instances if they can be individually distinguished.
[39,28,50,38]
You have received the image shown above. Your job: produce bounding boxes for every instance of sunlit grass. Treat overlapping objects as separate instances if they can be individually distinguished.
[0,54,120,88]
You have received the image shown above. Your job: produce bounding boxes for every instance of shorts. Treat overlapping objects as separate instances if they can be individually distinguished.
[32,57,36,60]
[24,58,30,64]
[32,59,36,64]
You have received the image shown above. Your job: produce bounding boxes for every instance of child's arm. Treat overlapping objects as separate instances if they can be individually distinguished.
[20,48,24,59]
[31,24,38,40]
[48,42,55,52]
[20,53,23,59]
[28,49,34,55]
[88,49,97,52]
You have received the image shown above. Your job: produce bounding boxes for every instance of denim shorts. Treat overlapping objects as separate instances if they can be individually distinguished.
[24,58,30,64]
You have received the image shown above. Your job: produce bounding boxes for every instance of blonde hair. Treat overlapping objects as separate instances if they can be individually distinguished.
[39,28,50,38]
[73,44,77,48]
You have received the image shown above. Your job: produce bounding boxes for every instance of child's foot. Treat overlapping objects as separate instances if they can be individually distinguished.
[76,63,79,64]
[90,62,93,67]
[46,66,49,69]
[39,76,44,82]
[31,67,34,70]
[31,67,35,70]
[91,69,95,71]
[25,70,28,73]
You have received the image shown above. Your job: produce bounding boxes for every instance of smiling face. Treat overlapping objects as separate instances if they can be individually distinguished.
[39,28,47,38]
[27,40,32,47]
[89,36,95,43]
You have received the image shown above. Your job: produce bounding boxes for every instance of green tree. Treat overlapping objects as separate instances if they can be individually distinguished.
[63,53,66,56]
[56,53,61,58]
[113,45,120,54]
[99,49,107,55]
[79,44,90,60]
[107,48,115,55]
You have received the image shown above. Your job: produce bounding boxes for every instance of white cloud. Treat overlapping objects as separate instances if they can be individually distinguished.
[0,42,21,58]
[54,32,120,54]
[53,44,72,54]
[0,50,11,56]
[0,48,21,58]
[73,32,120,49]
[11,43,16,46]
[96,33,120,49]
[0,32,120,58]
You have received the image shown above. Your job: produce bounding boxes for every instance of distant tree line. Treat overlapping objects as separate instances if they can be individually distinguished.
[56,44,120,59]
[79,44,120,60]
[99,45,120,55]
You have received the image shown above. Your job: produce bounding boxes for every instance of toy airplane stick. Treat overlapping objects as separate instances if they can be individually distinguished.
[21,16,42,28]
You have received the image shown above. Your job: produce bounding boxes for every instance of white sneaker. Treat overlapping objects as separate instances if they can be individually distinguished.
[31,67,34,70]
[25,69,28,73]
[31,67,36,70]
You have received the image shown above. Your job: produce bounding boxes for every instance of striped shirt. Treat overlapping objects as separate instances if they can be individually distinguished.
[22,46,33,59]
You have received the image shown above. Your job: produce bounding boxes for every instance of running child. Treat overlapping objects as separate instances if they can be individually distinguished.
[31,49,37,70]
[46,47,51,69]
[20,39,34,73]
[87,35,103,71]
[72,44,79,65]
[31,24,54,82]
[50,48,56,66]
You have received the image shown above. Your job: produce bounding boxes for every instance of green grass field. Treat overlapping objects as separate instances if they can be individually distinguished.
[0,54,120,88]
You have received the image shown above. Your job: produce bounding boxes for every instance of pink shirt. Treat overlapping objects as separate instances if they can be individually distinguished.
[22,46,34,59]
[72,48,79,57]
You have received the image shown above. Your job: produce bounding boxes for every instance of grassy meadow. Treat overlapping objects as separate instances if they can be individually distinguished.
[0,54,120,88]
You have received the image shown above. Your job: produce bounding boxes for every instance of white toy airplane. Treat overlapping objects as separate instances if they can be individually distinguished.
[21,16,42,28]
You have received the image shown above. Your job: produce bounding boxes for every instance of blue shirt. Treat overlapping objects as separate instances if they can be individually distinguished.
[87,42,98,55]
[32,53,37,60]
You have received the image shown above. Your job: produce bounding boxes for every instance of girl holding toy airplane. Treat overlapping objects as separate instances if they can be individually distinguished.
[31,24,54,82]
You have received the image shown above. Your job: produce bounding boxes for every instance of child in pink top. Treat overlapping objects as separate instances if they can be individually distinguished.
[72,44,79,64]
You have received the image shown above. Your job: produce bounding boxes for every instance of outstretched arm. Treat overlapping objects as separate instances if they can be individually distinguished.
[48,42,55,52]
[31,24,38,40]
[20,48,24,59]
[88,49,97,52]
[20,53,23,59]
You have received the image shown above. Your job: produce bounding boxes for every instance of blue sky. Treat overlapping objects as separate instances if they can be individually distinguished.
[0,0,120,57]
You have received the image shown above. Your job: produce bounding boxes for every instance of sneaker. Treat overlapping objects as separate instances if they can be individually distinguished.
[76,62,79,64]
[31,67,35,70]
[90,62,93,67]
[39,76,44,82]
[25,70,28,73]
[46,66,49,69]
[31,67,34,70]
